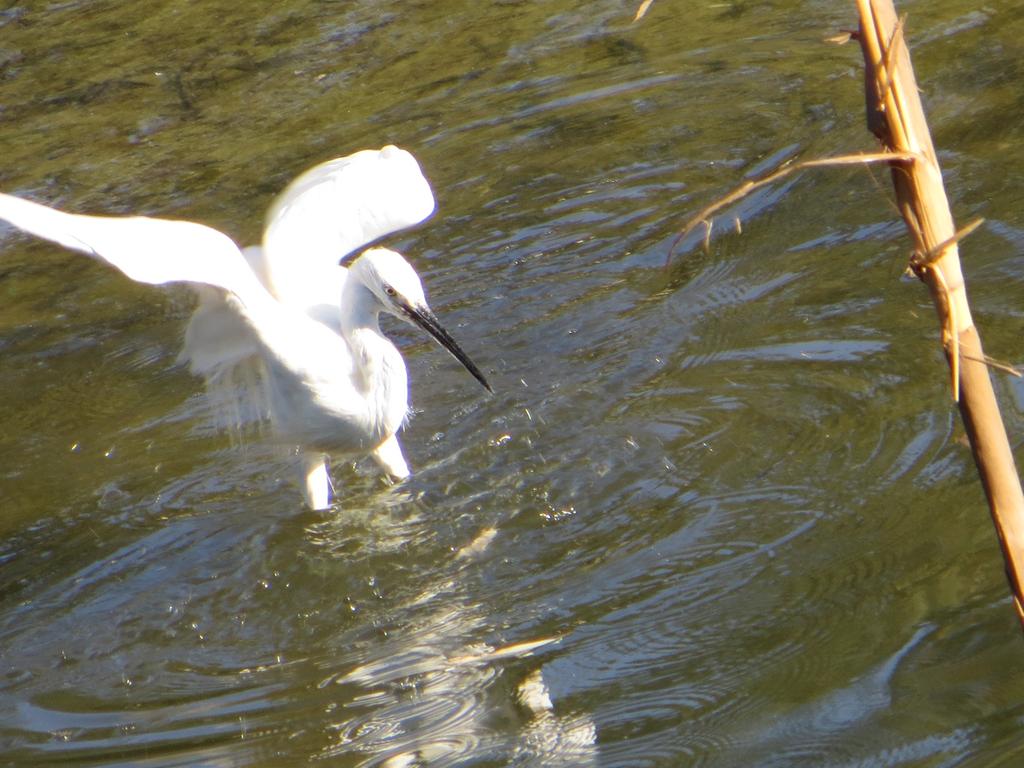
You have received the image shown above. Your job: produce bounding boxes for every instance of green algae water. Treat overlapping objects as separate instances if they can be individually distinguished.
[3,1,1024,764]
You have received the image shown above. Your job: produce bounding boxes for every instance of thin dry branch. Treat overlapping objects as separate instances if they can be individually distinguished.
[913,217,985,268]
[908,216,985,401]
[670,151,915,258]
[959,352,1023,380]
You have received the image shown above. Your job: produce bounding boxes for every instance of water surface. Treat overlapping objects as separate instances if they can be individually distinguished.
[3,1,1024,765]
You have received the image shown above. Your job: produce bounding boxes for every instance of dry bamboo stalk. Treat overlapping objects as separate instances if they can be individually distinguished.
[856,0,1024,626]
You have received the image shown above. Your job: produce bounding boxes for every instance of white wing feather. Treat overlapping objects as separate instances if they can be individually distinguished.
[0,192,280,381]
[0,193,261,296]
[183,146,435,378]
[258,145,435,315]
[0,191,281,431]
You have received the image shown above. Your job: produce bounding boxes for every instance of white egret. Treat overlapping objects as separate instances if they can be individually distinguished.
[0,145,491,509]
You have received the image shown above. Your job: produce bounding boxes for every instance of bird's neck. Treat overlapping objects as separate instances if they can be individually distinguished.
[340,283,409,431]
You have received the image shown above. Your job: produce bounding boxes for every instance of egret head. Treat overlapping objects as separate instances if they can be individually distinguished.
[354,247,428,314]
[352,248,492,393]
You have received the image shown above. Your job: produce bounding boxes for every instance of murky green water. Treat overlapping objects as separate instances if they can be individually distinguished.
[3,0,1024,765]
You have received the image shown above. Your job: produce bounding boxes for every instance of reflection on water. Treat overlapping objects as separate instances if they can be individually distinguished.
[4,0,1024,765]
[315,527,596,766]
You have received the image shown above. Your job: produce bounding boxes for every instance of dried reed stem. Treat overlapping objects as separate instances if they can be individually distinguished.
[856,0,1024,627]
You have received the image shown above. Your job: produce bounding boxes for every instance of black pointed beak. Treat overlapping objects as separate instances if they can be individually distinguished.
[403,303,493,393]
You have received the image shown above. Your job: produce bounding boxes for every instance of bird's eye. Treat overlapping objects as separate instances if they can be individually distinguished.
[384,285,397,298]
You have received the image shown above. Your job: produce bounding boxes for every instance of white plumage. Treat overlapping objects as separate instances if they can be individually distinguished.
[0,146,490,509]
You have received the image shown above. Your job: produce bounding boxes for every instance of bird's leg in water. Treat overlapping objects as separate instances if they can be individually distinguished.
[372,434,410,480]
[301,452,332,509]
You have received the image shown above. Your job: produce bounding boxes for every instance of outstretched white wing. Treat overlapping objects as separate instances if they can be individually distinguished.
[182,145,436,411]
[257,145,436,317]
[0,191,287,436]
[0,193,260,295]
[183,145,437,378]
[0,192,276,377]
